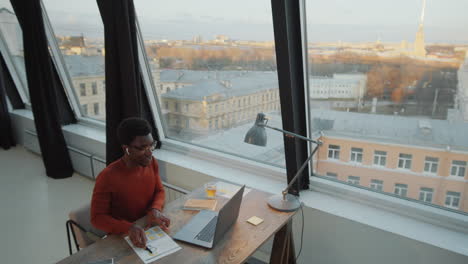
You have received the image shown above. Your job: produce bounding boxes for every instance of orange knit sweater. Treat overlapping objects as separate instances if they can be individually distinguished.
[90,157,165,234]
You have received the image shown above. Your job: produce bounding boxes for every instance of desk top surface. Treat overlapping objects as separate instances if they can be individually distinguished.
[58,183,295,264]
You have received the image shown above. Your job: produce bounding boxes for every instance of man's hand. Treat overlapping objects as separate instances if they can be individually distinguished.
[146,209,171,232]
[129,224,147,248]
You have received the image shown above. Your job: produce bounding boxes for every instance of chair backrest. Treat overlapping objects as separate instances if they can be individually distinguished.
[69,203,106,248]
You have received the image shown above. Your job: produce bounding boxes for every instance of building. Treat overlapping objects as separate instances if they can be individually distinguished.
[456,56,468,121]
[161,71,280,136]
[312,110,468,211]
[309,73,367,100]
[64,55,106,120]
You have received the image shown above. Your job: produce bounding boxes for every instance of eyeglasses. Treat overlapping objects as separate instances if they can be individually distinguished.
[129,141,158,152]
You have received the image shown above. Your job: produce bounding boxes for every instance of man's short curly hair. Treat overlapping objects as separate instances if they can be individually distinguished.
[117,117,152,145]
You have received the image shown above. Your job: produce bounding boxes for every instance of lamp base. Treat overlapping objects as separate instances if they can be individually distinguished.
[267,194,301,212]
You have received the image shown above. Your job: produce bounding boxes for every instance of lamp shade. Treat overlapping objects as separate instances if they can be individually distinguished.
[244,113,267,146]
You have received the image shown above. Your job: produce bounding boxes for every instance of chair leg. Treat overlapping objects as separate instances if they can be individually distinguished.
[66,221,73,255]
[66,220,81,255]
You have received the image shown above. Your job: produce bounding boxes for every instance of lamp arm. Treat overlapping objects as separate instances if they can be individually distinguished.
[281,144,321,199]
[263,124,321,145]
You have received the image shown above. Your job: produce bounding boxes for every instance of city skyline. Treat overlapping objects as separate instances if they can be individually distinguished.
[37,0,468,43]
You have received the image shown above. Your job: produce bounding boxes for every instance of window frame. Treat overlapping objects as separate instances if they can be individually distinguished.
[328,144,340,160]
[347,175,360,185]
[419,187,434,203]
[370,179,384,191]
[424,156,439,175]
[40,1,105,128]
[0,24,30,106]
[373,150,387,167]
[394,183,408,197]
[450,160,466,178]
[398,153,412,170]
[445,191,461,209]
[350,147,363,163]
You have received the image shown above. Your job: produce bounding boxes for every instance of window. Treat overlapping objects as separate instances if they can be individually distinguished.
[394,184,408,197]
[350,147,363,163]
[347,176,360,185]
[445,191,461,209]
[326,172,338,179]
[80,84,86,96]
[328,145,340,159]
[43,0,105,120]
[175,102,179,112]
[93,103,99,115]
[373,151,387,167]
[92,82,97,95]
[450,160,466,177]
[306,0,468,214]
[0,4,29,102]
[81,104,88,115]
[135,0,283,167]
[370,179,383,191]
[424,157,439,174]
[185,104,189,112]
[165,101,169,110]
[398,154,412,170]
[419,187,433,203]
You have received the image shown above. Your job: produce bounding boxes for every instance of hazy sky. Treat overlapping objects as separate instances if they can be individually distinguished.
[35,0,468,43]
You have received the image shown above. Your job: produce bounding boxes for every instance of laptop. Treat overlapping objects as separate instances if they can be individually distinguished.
[173,185,245,248]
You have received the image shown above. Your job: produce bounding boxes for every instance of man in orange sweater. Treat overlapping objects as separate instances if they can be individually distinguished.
[91,117,169,248]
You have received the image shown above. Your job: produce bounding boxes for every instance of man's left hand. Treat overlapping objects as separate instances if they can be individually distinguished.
[146,209,171,232]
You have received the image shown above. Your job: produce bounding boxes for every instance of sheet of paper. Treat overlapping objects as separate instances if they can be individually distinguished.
[125,226,181,264]
[216,182,251,198]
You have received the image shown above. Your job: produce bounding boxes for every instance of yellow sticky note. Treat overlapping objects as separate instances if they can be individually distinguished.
[247,216,264,226]
[148,235,156,240]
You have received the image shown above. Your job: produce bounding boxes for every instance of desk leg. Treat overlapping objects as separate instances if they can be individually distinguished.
[270,220,296,264]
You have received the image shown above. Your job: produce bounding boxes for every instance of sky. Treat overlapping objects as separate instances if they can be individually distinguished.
[17,0,468,43]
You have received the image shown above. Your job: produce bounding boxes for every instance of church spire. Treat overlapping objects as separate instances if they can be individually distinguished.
[419,0,426,27]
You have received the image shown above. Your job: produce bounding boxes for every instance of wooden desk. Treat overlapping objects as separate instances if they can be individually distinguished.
[58,185,296,264]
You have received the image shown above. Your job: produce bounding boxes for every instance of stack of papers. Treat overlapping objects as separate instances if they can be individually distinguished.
[125,226,181,263]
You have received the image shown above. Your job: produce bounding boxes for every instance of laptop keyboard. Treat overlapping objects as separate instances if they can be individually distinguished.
[195,216,218,242]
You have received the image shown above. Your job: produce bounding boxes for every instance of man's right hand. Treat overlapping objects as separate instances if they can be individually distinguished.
[129,224,147,248]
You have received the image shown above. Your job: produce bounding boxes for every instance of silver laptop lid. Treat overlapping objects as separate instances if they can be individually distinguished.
[212,185,245,244]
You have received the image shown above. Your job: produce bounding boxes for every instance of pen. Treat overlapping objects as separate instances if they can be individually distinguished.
[145,246,153,254]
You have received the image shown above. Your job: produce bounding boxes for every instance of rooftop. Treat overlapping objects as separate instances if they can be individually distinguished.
[161,70,278,101]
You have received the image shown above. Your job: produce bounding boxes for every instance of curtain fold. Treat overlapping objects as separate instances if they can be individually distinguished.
[97,0,160,165]
[271,0,309,194]
[11,0,74,179]
[0,53,16,149]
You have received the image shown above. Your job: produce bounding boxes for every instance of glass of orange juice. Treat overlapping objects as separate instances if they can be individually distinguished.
[204,182,217,199]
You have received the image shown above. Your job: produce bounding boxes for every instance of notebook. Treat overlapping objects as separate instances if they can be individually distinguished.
[183,199,217,211]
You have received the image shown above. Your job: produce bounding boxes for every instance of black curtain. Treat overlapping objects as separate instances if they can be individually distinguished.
[271,0,309,194]
[0,54,17,149]
[97,0,160,165]
[11,0,74,179]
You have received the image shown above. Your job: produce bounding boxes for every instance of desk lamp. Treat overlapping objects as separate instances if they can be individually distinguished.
[244,113,322,212]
